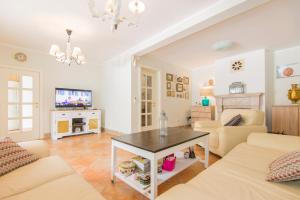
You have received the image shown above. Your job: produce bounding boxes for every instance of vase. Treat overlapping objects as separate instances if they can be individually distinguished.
[202,97,209,106]
[288,84,300,104]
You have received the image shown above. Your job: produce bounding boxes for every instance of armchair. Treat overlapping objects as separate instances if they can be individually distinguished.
[194,109,267,157]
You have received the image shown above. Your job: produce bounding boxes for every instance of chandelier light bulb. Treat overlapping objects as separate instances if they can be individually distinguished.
[129,0,145,14]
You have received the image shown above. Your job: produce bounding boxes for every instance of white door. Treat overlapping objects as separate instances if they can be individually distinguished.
[0,67,40,141]
[141,68,157,131]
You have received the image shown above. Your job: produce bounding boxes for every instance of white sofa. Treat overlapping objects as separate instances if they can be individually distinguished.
[157,133,300,200]
[194,109,267,157]
[0,140,105,200]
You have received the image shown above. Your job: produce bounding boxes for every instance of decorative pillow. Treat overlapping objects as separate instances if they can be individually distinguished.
[224,114,242,126]
[266,150,300,182]
[0,137,39,176]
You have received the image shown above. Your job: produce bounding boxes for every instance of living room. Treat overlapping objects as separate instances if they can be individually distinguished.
[0,0,299,200]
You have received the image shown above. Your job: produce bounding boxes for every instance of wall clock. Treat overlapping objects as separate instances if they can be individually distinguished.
[14,52,27,62]
[231,59,244,72]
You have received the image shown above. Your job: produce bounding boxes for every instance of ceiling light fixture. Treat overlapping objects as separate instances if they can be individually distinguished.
[211,40,234,51]
[88,0,146,32]
[49,29,86,66]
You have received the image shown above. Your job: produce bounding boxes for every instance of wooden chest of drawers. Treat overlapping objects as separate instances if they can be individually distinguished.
[191,106,215,127]
[272,105,300,136]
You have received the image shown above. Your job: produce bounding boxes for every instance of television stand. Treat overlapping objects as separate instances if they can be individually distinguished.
[51,109,101,140]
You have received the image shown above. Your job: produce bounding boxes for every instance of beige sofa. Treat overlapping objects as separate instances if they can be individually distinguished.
[194,109,267,157]
[0,140,105,200]
[157,133,300,200]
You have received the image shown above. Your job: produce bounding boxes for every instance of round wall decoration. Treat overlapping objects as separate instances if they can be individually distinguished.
[231,59,245,72]
[14,52,27,62]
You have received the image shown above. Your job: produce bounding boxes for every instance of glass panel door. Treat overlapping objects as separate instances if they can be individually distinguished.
[141,70,154,130]
[0,67,40,141]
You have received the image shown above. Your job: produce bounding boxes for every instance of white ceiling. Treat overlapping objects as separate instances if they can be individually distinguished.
[145,0,300,69]
[0,0,221,64]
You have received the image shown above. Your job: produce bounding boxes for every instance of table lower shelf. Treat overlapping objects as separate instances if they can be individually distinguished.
[114,157,200,197]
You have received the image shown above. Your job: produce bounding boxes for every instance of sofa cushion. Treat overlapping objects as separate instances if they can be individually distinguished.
[156,184,213,200]
[0,137,39,176]
[221,109,264,126]
[185,143,300,200]
[3,174,105,200]
[0,156,74,199]
[267,151,300,182]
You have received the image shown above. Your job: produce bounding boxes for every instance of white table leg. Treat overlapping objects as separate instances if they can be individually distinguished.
[204,136,209,168]
[111,142,117,183]
[150,154,157,200]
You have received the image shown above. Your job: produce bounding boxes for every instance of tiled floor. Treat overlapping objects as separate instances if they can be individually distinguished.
[47,131,220,200]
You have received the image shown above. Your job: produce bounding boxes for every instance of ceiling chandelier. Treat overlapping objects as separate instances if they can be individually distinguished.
[88,0,146,31]
[49,29,86,66]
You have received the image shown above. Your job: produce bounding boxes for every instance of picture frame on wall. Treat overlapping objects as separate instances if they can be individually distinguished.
[167,91,172,97]
[183,77,189,85]
[177,77,183,83]
[166,73,174,81]
[171,91,175,97]
[166,82,172,90]
[276,63,300,78]
[176,83,183,92]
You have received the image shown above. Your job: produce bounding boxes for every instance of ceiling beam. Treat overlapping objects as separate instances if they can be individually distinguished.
[123,0,272,57]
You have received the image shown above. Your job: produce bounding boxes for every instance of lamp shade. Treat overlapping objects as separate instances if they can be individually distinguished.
[200,87,214,97]
[129,0,145,14]
[72,47,82,57]
[49,44,60,56]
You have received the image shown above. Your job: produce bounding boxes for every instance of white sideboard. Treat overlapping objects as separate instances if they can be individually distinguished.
[51,110,101,140]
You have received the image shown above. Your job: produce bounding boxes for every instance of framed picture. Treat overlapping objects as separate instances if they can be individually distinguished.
[167,91,172,97]
[176,83,183,92]
[166,73,174,81]
[166,82,171,90]
[171,91,175,97]
[177,77,183,83]
[277,63,300,78]
[183,77,189,85]
[185,92,189,99]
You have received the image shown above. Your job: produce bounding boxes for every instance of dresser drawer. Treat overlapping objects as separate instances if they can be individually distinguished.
[191,106,211,113]
[72,112,84,118]
[87,111,99,118]
[55,112,70,118]
[192,118,211,123]
[191,112,211,118]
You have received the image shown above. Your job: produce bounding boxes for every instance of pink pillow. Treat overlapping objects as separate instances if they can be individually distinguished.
[0,137,39,176]
[266,150,300,182]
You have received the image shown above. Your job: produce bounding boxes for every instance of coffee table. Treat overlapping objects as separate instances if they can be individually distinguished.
[111,127,209,200]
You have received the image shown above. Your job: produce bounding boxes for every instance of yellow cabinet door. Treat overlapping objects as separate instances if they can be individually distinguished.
[89,118,98,130]
[57,120,70,134]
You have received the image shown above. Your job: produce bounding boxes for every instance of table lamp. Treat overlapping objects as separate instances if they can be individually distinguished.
[200,86,214,106]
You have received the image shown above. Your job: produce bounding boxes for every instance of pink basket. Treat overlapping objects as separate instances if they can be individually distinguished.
[162,156,176,171]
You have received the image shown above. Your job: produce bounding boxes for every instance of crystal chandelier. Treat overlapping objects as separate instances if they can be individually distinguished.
[49,29,86,66]
[88,0,146,31]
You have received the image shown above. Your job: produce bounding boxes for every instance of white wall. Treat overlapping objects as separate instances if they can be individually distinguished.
[134,56,191,131]
[191,49,272,129]
[0,43,101,135]
[191,65,215,104]
[273,46,300,105]
[98,54,133,134]
[214,49,267,97]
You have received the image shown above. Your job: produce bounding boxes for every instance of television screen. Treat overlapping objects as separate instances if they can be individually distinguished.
[55,88,92,108]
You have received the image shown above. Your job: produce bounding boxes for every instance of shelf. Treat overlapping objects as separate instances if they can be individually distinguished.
[114,157,200,196]
[115,172,151,196]
[158,157,200,185]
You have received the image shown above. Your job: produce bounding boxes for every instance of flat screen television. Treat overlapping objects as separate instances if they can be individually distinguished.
[55,88,92,108]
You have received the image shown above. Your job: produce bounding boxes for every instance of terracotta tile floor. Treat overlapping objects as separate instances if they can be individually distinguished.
[47,131,220,200]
